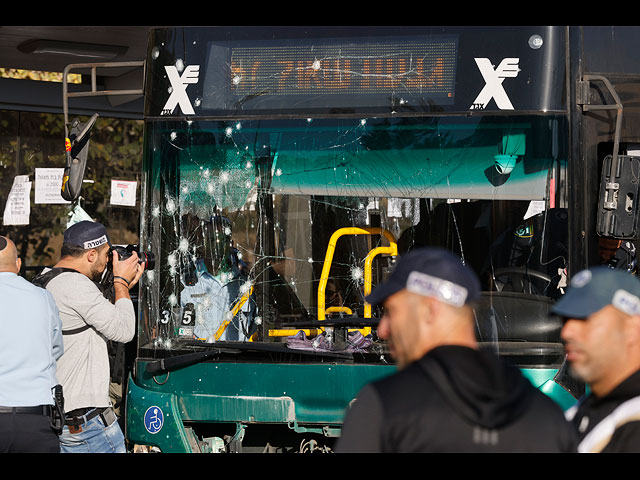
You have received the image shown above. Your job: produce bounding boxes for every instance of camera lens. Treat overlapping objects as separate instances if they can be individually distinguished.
[112,244,154,270]
[140,252,155,271]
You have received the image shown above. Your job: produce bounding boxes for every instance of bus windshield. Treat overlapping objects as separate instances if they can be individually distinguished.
[138,113,568,367]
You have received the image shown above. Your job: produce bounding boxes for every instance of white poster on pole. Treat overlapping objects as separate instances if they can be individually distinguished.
[35,168,71,204]
[3,175,31,225]
[110,179,137,207]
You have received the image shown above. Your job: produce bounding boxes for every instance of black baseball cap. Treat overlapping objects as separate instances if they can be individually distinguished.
[63,220,111,250]
[551,266,640,318]
[365,247,481,307]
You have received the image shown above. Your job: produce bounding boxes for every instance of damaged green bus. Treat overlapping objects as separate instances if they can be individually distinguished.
[120,26,640,452]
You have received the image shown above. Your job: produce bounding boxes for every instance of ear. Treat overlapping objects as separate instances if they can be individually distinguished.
[426,296,441,319]
[625,314,640,347]
[416,296,435,325]
[86,248,98,264]
[15,257,21,273]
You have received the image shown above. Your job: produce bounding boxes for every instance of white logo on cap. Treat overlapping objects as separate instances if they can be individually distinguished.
[612,289,640,316]
[571,270,592,288]
[83,235,108,250]
[406,271,468,307]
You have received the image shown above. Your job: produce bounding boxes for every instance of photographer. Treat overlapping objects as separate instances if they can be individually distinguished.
[34,221,144,453]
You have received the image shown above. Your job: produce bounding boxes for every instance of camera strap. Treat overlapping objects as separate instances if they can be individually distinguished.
[32,267,92,335]
[32,266,79,287]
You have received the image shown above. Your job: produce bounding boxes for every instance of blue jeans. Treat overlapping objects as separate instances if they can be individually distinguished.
[59,409,126,453]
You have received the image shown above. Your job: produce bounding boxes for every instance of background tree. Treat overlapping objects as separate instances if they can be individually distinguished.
[0,110,143,273]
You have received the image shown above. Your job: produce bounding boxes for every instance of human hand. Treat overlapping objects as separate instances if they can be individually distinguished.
[112,250,145,288]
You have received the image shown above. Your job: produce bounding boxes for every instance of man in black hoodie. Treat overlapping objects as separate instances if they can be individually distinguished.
[335,247,577,453]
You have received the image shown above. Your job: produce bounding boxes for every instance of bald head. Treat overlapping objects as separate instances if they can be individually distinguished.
[0,236,21,274]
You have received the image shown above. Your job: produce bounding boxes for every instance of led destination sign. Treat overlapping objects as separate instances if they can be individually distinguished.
[201,35,459,112]
[228,37,457,98]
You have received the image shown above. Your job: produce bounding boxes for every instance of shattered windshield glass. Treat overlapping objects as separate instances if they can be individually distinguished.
[138,114,568,366]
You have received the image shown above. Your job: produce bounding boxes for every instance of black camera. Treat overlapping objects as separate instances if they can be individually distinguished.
[111,244,155,271]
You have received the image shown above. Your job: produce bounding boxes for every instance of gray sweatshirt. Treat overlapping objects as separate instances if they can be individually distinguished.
[44,270,135,413]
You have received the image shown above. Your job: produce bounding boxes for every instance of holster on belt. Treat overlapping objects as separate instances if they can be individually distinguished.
[49,385,65,435]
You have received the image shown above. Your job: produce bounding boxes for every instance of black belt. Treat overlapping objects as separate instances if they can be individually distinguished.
[0,405,52,416]
[64,407,109,426]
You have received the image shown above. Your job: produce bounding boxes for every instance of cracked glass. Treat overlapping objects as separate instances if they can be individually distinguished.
[138,114,568,365]
[138,28,569,369]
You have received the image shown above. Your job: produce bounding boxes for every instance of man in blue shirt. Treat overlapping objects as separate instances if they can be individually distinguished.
[0,236,64,453]
[182,256,254,342]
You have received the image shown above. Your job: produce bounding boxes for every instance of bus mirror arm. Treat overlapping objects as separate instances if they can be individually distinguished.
[60,60,145,203]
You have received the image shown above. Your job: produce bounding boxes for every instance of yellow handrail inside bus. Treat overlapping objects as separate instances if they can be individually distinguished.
[268,227,397,340]
[362,244,398,329]
[318,227,397,336]
[268,328,323,337]
[326,306,353,315]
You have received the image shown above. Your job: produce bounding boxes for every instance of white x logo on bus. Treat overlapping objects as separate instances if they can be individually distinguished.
[470,58,520,110]
[162,65,200,115]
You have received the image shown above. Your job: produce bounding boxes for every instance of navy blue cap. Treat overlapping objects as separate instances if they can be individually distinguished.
[366,247,481,307]
[63,220,111,250]
[551,266,640,318]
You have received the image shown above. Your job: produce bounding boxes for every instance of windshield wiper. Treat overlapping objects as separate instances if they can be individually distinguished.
[144,341,354,375]
[145,348,235,375]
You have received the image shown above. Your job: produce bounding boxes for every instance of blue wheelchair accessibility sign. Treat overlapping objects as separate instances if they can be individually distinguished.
[144,406,164,434]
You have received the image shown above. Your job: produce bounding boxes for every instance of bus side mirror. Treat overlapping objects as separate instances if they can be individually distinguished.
[596,154,640,238]
[61,113,99,202]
